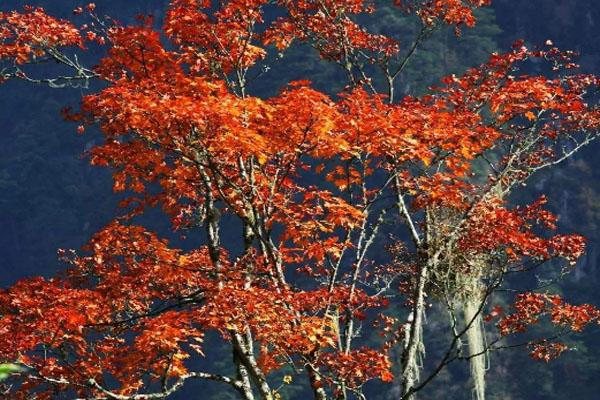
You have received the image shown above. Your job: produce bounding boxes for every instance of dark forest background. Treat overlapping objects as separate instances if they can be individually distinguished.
[2,1,600,399]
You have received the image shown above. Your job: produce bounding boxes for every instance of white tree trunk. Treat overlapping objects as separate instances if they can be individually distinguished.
[463,289,487,400]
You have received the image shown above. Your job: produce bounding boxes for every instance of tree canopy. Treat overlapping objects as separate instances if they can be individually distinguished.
[1,1,600,399]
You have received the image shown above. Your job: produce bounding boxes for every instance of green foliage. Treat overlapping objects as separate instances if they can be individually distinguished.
[0,363,24,381]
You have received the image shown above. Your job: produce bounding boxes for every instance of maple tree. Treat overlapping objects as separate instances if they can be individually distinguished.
[1,1,600,399]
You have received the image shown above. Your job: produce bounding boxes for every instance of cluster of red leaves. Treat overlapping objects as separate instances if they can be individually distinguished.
[0,219,393,397]
[320,348,394,390]
[460,197,586,264]
[165,0,269,76]
[264,0,399,61]
[497,292,600,361]
[402,45,600,211]
[499,293,600,336]
[278,188,364,266]
[438,44,600,140]
[0,7,81,64]
[395,0,492,29]
[0,223,215,397]
[529,342,569,362]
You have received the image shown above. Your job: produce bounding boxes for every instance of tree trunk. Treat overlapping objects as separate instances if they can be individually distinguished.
[399,261,428,400]
[234,342,256,400]
[233,332,273,400]
[463,284,487,400]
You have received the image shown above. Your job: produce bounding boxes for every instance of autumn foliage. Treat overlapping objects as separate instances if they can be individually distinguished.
[1,1,600,399]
